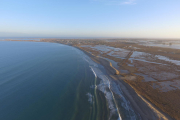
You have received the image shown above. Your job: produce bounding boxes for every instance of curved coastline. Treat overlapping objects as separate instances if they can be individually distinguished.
[4,40,174,120]
[75,46,173,120]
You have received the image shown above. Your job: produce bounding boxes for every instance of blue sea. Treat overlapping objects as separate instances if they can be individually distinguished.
[0,41,139,120]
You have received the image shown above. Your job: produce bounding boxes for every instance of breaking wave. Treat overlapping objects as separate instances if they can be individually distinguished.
[86,93,93,104]
[75,48,138,120]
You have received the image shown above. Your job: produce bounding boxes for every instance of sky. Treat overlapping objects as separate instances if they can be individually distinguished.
[0,0,180,38]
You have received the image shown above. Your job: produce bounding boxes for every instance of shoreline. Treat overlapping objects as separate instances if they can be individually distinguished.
[2,40,175,119]
[76,46,173,120]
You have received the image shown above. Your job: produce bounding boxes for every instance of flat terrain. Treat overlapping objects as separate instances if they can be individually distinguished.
[7,38,180,119]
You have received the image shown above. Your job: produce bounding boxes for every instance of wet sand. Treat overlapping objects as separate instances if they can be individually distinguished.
[77,47,173,120]
[5,39,176,119]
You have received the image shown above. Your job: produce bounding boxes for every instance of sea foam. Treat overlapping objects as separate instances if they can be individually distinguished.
[75,48,138,120]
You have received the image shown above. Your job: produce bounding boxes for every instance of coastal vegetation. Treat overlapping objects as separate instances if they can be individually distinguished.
[40,38,180,119]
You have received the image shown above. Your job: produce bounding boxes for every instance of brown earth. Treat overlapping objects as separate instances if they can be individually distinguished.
[38,39,180,119]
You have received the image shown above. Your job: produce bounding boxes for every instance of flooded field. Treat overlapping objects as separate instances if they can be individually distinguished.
[40,38,180,119]
[81,44,180,93]
[121,39,180,50]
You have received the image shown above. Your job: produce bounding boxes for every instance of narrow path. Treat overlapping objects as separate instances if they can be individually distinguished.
[120,50,134,65]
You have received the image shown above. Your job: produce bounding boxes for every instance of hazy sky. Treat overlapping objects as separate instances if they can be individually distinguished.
[1,0,180,38]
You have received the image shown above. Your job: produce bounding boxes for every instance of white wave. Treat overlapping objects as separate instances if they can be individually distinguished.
[90,64,138,119]
[75,47,137,119]
[110,81,137,120]
[86,93,93,104]
[106,77,122,120]
[83,56,98,67]
[90,67,97,78]
[91,66,122,120]
[97,78,117,119]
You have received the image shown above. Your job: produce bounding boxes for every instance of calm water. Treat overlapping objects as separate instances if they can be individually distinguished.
[0,41,140,120]
[0,37,41,41]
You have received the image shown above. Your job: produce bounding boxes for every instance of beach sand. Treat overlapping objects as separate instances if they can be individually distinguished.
[6,39,176,119]
[77,47,173,120]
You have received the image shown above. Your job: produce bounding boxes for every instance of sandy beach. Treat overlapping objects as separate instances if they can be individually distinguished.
[77,46,173,120]
[5,39,179,119]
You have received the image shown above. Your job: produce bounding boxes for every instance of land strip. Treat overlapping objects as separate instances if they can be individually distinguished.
[6,38,180,119]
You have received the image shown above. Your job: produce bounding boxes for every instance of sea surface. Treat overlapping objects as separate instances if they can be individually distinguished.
[0,37,41,41]
[0,41,140,120]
